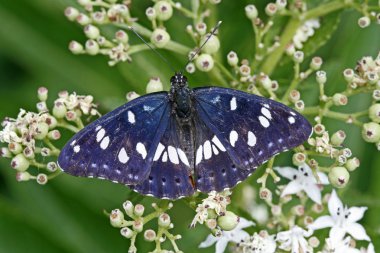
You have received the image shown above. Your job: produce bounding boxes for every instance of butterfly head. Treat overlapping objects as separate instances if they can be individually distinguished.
[170,72,188,88]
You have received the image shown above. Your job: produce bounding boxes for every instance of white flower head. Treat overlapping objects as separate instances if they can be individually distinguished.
[309,190,371,242]
[235,231,276,253]
[293,18,320,49]
[275,164,329,204]
[199,217,254,253]
[276,225,313,253]
[323,236,361,253]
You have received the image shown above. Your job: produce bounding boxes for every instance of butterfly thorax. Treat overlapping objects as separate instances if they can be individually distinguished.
[169,73,193,119]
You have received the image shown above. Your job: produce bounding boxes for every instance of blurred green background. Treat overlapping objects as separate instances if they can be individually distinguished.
[0,0,379,252]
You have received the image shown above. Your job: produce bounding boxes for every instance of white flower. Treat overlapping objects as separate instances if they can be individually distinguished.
[323,236,360,253]
[199,217,254,253]
[309,190,370,242]
[361,243,375,253]
[235,231,276,253]
[276,225,313,253]
[293,19,320,49]
[275,164,329,204]
[108,43,132,66]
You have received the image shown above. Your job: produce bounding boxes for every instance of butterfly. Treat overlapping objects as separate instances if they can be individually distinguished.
[58,72,312,199]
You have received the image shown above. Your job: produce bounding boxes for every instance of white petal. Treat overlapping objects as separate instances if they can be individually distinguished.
[346,223,370,241]
[304,183,322,204]
[230,230,250,244]
[316,172,329,185]
[281,181,303,197]
[309,215,334,230]
[329,190,344,220]
[199,234,218,248]
[215,238,229,253]
[347,206,367,223]
[235,217,255,230]
[367,243,375,253]
[329,226,346,242]
[275,166,298,180]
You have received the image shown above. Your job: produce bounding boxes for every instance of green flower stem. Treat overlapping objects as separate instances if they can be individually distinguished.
[128,44,155,55]
[48,170,62,180]
[215,61,236,83]
[30,160,47,169]
[171,1,196,18]
[281,62,300,103]
[163,229,181,252]
[191,0,201,24]
[324,110,363,127]
[302,106,320,115]
[57,122,80,133]
[303,1,347,20]
[75,118,85,130]
[209,67,229,88]
[43,138,59,153]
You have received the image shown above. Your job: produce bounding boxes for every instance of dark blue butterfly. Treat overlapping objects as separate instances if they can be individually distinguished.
[58,73,312,199]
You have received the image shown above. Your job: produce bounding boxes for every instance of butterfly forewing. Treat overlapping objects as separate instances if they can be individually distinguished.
[194,87,312,170]
[58,93,170,185]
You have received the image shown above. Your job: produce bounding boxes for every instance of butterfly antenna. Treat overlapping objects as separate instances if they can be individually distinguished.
[127,26,176,73]
[182,21,222,73]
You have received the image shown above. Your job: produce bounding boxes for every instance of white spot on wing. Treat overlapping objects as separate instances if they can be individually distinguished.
[212,135,226,152]
[177,148,190,166]
[261,107,272,120]
[247,131,257,147]
[230,97,237,111]
[162,151,168,162]
[211,95,221,104]
[97,128,105,142]
[195,145,203,165]
[259,116,270,128]
[203,140,212,160]
[73,145,80,153]
[290,111,296,116]
[263,103,270,108]
[118,148,129,164]
[70,140,77,146]
[136,142,147,159]
[168,146,179,164]
[100,136,110,149]
[229,130,238,147]
[212,144,219,155]
[128,111,135,124]
[288,116,296,124]
[95,126,102,131]
[143,105,154,112]
[153,142,165,161]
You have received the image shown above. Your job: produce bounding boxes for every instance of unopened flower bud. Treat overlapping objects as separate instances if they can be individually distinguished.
[346,157,360,171]
[245,5,258,19]
[337,155,347,165]
[217,211,239,231]
[84,25,100,39]
[293,51,304,63]
[45,115,58,129]
[195,22,207,35]
[85,40,100,55]
[110,209,125,227]
[41,147,50,156]
[265,3,277,16]
[115,30,129,44]
[304,216,314,226]
[292,205,305,216]
[145,7,156,20]
[47,162,58,172]
[312,203,324,213]
[154,1,173,21]
[276,0,287,10]
[289,90,300,103]
[16,171,31,182]
[331,130,346,146]
[286,43,295,56]
[38,87,48,101]
[259,74,272,89]
[343,68,355,82]
[11,154,30,171]
[92,11,106,24]
[47,130,61,141]
[76,13,91,26]
[23,147,35,159]
[310,57,323,70]
[0,147,12,158]
[373,90,380,101]
[146,77,163,93]
[126,91,140,101]
[227,51,238,66]
[309,236,320,248]
[65,7,80,21]
[332,93,348,106]
[314,123,325,135]
[151,28,170,48]
[239,65,251,77]
[369,103,380,123]
[259,187,272,200]
[271,205,282,216]
[123,200,134,217]
[158,213,171,228]
[292,152,306,166]
[35,122,49,140]
[316,71,327,84]
[362,122,380,143]
[186,63,195,73]
[295,100,305,111]
[329,166,349,188]
[69,41,84,54]
[78,0,91,6]
[144,229,156,242]
[36,173,48,185]
[134,204,145,217]
[206,219,217,229]
[200,35,220,54]
[133,220,143,232]
[36,102,48,112]
[120,227,134,238]
[358,16,371,28]
[195,54,214,72]
[8,142,22,154]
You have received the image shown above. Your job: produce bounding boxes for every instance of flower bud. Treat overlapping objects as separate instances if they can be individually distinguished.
[85,40,100,55]
[362,122,380,143]
[295,100,305,111]
[293,51,304,63]
[304,216,314,226]
[289,90,300,103]
[369,104,380,123]
[328,166,349,188]
[76,13,91,26]
[346,157,360,171]
[78,0,91,6]
[239,65,251,77]
[312,203,323,213]
[259,187,272,200]
[47,130,61,141]
[158,213,171,228]
[265,3,277,16]
[195,22,207,35]
[35,122,49,140]
[332,93,348,106]
[115,30,129,44]
[292,205,305,216]
[0,147,12,158]
[16,171,31,182]
[217,211,239,231]
[337,155,347,165]
[145,7,156,20]
[132,220,143,232]
[84,25,100,39]
[309,237,320,248]
[41,147,50,157]
[151,28,170,48]
[69,41,84,54]
[292,152,306,166]
[286,43,295,56]
[120,227,134,238]
[206,219,217,230]
[126,91,140,101]
[23,147,35,159]
[314,123,325,135]
[271,205,282,216]
[53,102,67,118]
[144,229,156,242]
[36,102,48,112]
[146,77,163,93]
[245,5,258,19]
[134,204,145,217]
[373,90,380,101]
[259,74,272,90]
[343,68,355,82]
[36,173,48,185]
[276,0,287,10]
[195,54,214,72]
[200,35,220,54]
[316,71,327,84]
[358,16,371,28]
[227,51,238,66]
[310,57,323,70]
[38,87,48,101]
[154,1,173,21]
[92,11,106,24]
[185,63,195,73]
[110,209,125,227]
[331,130,346,146]
[8,142,22,154]
[65,7,80,21]
[123,200,134,217]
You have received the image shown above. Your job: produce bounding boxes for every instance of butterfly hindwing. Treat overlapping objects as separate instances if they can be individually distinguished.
[58,93,170,185]
[194,87,312,170]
